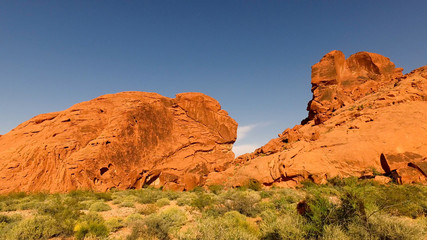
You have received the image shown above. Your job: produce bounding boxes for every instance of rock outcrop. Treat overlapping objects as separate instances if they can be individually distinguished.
[0,92,237,193]
[306,50,403,125]
[207,51,427,187]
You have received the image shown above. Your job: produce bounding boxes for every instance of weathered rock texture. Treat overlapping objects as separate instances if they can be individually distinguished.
[306,50,403,125]
[208,51,427,187]
[0,92,237,193]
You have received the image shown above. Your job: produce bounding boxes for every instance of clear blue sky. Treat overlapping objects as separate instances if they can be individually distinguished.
[1,1,426,155]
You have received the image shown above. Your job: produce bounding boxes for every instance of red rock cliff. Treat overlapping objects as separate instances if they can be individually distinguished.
[0,92,237,193]
[306,50,403,125]
[208,51,427,187]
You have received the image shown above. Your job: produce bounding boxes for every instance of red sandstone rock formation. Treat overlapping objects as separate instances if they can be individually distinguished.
[0,92,237,193]
[208,52,427,187]
[306,50,403,125]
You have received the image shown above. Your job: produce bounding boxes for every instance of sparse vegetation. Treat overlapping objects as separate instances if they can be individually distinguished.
[89,201,112,212]
[0,179,425,239]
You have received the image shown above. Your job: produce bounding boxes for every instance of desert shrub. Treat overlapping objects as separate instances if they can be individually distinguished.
[125,213,144,227]
[0,215,12,224]
[368,185,427,217]
[18,200,41,210]
[367,214,427,240]
[176,192,197,206]
[138,204,159,215]
[36,197,82,236]
[74,221,108,240]
[301,191,367,238]
[74,212,108,240]
[327,176,360,188]
[93,192,113,201]
[259,190,274,199]
[191,186,206,193]
[220,190,261,217]
[192,211,259,240]
[105,217,124,232]
[299,195,334,238]
[0,214,16,236]
[7,215,61,240]
[0,200,18,212]
[346,221,371,240]
[163,190,181,200]
[156,197,171,207]
[202,205,229,217]
[129,207,186,240]
[242,179,262,191]
[274,188,303,203]
[257,201,276,212]
[322,225,350,240]
[89,201,112,212]
[135,188,165,204]
[120,200,135,208]
[270,195,296,212]
[79,199,97,210]
[332,192,367,229]
[208,184,224,194]
[259,209,304,240]
[67,190,98,202]
[191,192,216,211]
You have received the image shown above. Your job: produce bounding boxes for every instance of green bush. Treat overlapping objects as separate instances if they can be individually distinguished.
[300,195,334,238]
[322,225,350,240]
[244,179,263,191]
[366,214,427,240]
[176,193,197,206]
[7,215,61,240]
[191,211,260,240]
[191,192,215,211]
[129,207,186,240]
[138,204,159,215]
[105,217,124,232]
[156,198,171,207]
[74,212,108,240]
[74,221,108,240]
[368,185,427,217]
[220,190,261,217]
[120,200,135,208]
[0,214,12,224]
[89,201,112,212]
[135,188,165,204]
[259,210,304,240]
[163,190,181,200]
[338,192,367,226]
[36,197,82,236]
[125,213,144,227]
[208,184,224,194]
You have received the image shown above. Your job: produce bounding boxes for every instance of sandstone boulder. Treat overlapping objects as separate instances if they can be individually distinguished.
[0,92,237,193]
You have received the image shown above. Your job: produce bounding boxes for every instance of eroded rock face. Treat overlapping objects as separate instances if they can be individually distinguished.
[0,92,237,193]
[306,50,403,125]
[208,53,427,187]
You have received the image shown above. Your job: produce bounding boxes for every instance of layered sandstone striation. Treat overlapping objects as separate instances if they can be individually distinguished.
[0,92,237,193]
[208,51,427,187]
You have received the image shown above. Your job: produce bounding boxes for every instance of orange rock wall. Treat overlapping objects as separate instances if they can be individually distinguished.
[0,92,237,193]
[210,52,427,187]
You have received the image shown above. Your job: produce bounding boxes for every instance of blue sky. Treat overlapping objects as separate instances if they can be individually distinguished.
[1,1,426,155]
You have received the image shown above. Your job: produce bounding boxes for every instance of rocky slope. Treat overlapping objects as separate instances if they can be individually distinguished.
[207,51,427,187]
[0,92,237,193]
